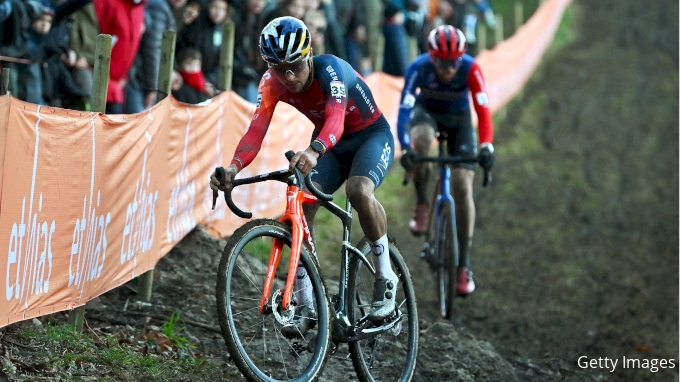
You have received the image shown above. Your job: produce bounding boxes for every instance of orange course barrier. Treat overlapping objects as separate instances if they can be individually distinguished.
[0,0,571,328]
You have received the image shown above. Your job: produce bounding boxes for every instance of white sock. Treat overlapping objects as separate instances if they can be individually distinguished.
[369,234,396,280]
[295,263,314,309]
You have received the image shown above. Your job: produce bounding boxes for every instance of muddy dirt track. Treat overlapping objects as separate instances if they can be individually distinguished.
[153,0,680,380]
[1,0,677,381]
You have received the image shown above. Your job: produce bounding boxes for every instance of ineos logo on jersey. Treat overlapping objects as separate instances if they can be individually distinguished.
[256,93,262,108]
[258,72,271,87]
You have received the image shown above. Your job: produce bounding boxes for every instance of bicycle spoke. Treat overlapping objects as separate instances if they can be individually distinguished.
[238,314,271,334]
[232,296,262,302]
[232,305,261,317]
[236,263,263,293]
[272,320,290,380]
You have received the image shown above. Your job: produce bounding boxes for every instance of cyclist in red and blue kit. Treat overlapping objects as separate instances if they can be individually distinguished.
[209,16,398,337]
[397,25,495,296]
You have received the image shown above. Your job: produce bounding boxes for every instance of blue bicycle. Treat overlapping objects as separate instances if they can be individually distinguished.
[404,131,491,319]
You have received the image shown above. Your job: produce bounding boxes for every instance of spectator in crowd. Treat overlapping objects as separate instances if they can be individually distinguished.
[304,9,326,54]
[182,0,201,25]
[472,0,496,30]
[0,0,42,98]
[404,0,427,55]
[94,0,146,113]
[0,0,12,22]
[125,0,177,113]
[432,0,455,28]
[344,6,371,76]
[176,0,231,93]
[231,0,268,102]
[166,0,188,33]
[69,1,100,110]
[318,0,346,60]
[382,1,409,76]
[361,0,382,72]
[172,47,215,103]
[17,3,54,105]
[262,0,305,26]
[41,0,94,109]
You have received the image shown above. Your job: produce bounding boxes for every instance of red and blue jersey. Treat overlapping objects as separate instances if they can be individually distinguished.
[231,54,382,170]
[397,53,494,149]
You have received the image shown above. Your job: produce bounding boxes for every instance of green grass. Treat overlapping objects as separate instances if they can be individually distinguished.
[8,320,221,381]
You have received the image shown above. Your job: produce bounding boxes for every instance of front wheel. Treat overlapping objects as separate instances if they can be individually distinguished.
[216,219,331,382]
[434,200,458,320]
[347,238,419,382]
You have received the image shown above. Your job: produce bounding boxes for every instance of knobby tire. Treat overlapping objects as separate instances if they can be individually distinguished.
[347,238,419,382]
[216,219,331,382]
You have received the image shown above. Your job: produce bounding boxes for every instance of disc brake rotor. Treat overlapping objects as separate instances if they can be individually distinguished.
[271,289,295,325]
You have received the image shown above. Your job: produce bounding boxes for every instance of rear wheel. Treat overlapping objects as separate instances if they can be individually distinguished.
[216,219,331,382]
[347,238,419,382]
[435,200,458,319]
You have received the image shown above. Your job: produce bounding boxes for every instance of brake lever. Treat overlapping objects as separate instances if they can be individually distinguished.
[212,166,226,210]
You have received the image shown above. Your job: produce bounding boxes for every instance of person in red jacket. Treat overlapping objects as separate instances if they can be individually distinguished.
[93,0,145,113]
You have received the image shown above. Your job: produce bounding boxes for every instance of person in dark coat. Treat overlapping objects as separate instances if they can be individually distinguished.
[125,0,176,113]
[176,0,230,90]
[382,2,409,77]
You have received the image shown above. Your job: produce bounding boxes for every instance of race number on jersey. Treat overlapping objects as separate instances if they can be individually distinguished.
[330,81,346,98]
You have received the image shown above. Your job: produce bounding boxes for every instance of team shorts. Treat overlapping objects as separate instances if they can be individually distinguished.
[311,114,394,194]
[411,104,478,170]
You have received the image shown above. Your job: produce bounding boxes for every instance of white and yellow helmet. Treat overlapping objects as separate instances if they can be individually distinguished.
[259,16,312,65]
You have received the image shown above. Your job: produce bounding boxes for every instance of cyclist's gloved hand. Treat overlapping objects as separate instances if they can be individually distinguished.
[210,164,238,192]
[478,143,495,171]
[400,148,418,172]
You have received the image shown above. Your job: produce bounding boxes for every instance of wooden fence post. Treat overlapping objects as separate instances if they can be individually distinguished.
[89,35,111,114]
[364,0,383,73]
[494,14,504,47]
[514,2,524,33]
[68,34,112,331]
[478,22,487,52]
[408,36,419,62]
[374,34,385,73]
[156,30,176,102]
[136,31,176,300]
[218,20,235,91]
[1,68,9,95]
[493,15,507,121]
[138,271,154,302]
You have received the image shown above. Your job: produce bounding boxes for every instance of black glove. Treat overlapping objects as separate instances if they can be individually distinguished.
[400,149,418,172]
[478,144,495,171]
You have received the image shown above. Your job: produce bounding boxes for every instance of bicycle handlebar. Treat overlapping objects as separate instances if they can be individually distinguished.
[211,150,333,219]
[402,154,492,187]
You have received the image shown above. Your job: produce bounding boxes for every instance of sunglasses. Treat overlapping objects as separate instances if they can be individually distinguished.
[433,57,462,71]
[268,59,308,76]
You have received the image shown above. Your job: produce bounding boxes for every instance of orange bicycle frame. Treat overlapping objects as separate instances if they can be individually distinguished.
[259,184,318,314]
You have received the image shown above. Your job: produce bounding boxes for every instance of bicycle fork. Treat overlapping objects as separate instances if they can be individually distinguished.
[260,185,318,315]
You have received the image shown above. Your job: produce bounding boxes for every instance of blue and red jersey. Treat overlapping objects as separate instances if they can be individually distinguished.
[396,53,494,150]
[231,54,382,171]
